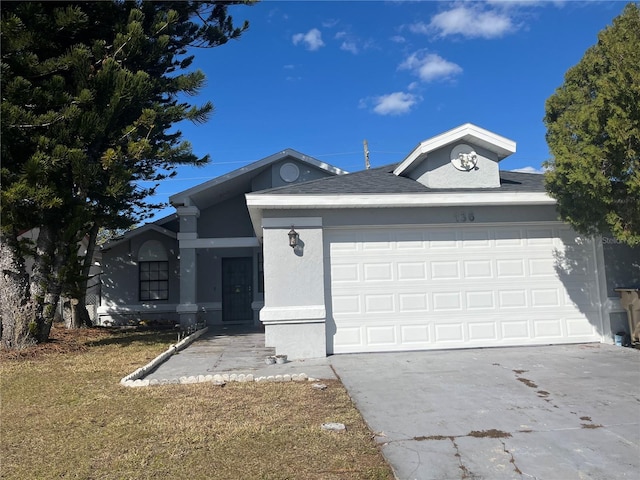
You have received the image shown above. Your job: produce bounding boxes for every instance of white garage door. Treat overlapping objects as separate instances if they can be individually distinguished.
[326,225,602,354]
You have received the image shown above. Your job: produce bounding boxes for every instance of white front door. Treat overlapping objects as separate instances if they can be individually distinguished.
[326,224,602,354]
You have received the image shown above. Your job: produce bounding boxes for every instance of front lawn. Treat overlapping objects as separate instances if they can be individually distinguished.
[0,325,392,479]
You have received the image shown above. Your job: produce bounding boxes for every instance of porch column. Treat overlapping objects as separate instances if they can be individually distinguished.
[177,206,199,327]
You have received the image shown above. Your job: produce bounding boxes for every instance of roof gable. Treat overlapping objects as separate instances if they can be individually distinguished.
[170,149,347,209]
[100,222,177,251]
[393,124,516,189]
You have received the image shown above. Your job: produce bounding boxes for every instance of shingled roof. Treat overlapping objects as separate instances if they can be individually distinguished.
[256,164,545,195]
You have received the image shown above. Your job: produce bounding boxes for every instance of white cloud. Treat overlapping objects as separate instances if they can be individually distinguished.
[390,35,406,43]
[510,166,545,174]
[334,32,374,55]
[322,19,340,28]
[370,92,420,116]
[292,28,325,51]
[407,22,430,35]
[399,51,462,82]
[340,41,359,55]
[266,8,288,23]
[486,0,548,8]
[428,6,515,39]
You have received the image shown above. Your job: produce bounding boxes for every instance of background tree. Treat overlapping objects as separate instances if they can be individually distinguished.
[1,1,252,348]
[543,3,640,246]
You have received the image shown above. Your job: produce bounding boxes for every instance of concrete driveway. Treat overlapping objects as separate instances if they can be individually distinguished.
[330,344,640,480]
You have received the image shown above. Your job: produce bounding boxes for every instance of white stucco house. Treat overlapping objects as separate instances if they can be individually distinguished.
[99,124,639,358]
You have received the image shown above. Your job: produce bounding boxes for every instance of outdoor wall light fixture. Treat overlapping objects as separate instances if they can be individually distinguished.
[288,226,299,248]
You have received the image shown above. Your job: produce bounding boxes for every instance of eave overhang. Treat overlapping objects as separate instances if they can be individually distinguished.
[246,191,555,237]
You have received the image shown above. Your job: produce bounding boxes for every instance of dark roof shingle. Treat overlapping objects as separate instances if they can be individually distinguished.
[258,164,545,195]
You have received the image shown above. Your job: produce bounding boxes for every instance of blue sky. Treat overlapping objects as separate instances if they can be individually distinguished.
[144,0,629,221]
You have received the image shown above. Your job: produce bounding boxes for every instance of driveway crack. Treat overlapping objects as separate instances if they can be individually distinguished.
[500,438,523,477]
[451,437,476,479]
[208,352,224,371]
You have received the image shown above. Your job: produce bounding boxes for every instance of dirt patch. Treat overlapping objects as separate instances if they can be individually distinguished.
[413,435,453,441]
[537,390,550,397]
[415,430,515,441]
[512,369,528,374]
[581,424,603,429]
[467,429,512,439]
[517,377,538,388]
[580,416,592,421]
[0,324,116,361]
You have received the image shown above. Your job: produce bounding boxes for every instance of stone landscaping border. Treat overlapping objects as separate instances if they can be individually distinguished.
[120,326,209,386]
[123,372,314,387]
[119,327,317,387]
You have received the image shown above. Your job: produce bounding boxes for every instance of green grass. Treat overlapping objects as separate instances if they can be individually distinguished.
[0,325,392,479]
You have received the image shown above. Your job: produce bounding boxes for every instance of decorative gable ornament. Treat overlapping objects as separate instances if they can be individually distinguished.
[280,162,300,182]
[450,144,478,171]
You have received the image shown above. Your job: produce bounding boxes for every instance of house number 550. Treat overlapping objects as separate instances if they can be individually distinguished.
[455,212,475,223]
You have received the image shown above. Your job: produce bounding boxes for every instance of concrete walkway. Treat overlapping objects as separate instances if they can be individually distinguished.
[144,326,336,381]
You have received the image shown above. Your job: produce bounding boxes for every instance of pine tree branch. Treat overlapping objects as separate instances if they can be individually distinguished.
[10,116,65,129]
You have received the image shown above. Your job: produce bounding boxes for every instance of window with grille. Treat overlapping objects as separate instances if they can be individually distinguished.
[138,240,169,301]
[139,261,169,300]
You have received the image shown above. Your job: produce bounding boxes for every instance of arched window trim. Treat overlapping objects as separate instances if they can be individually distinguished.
[138,240,168,262]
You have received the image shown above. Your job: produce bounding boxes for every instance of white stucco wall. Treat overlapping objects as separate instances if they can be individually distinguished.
[260,218,326,358]
[409,144,501,189]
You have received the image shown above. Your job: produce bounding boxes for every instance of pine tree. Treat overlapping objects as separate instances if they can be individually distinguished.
[1,2,252,347]
[544,3,640,246]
